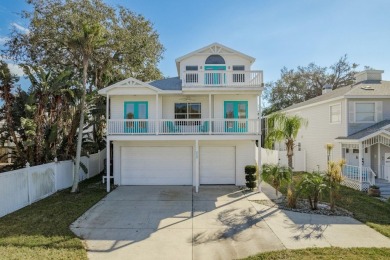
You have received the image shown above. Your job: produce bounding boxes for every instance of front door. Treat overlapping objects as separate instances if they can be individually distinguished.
[224,101,248,132]
[204,65,226,85]
[124,101,148,133]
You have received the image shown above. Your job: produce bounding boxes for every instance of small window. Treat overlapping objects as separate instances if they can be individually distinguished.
[356,102,375,122]
[346,148,349,153]
[353,149,359,154]
[330,104,341,123]
[186,66,198,71]
[233,65,245,83]
[185,66,198,83]
[365,147,368,153]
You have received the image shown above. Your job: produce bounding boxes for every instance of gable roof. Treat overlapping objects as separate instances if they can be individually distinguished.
[98,77,162,95]
[336,120,390,141]
[282,80,390,112]
[149,77,182,91]
[175,42,256,75]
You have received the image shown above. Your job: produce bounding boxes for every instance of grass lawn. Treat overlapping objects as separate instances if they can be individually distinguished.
[0,174,109,260]
[244,172,390,260]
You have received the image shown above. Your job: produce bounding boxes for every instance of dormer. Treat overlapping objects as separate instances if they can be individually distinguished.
[175,43,263,88]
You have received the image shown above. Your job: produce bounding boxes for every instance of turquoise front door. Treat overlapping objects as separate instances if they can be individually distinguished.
[124,101,148,133]
[205,65,226,85]
[224,101,248,132]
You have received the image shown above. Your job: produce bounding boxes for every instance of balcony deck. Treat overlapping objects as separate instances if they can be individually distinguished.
[108,119,260,135]
[182,70,263,87]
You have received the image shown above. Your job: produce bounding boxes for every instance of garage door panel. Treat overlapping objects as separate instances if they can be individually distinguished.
[200,147,235,184]
[121,147,192,185]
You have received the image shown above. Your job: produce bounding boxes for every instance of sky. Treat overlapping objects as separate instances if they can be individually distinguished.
[0,0,390,84]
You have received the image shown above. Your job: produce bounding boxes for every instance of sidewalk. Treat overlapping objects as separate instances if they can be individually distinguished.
[246,182,390,249]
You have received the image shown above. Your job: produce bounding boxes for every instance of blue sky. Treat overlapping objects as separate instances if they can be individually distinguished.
[1,0,390,83]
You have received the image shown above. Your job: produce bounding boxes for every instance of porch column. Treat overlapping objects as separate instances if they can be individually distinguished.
[106,94,109,134]
[106,138,110,192]
[155,94,159,135]
[258,93,262,192]
[208,94,212,135]
[195,140,199,192]
[358,143,363,185]
[378,143,381,178]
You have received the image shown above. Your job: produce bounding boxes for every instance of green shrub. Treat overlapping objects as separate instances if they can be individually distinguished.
[245,165,257,190]
[262,164,291,196]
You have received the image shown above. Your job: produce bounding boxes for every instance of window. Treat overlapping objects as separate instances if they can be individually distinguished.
[174,103,201,125]
[233,65,245,83]
[185,66,198,83]
[356,102,375,122]
[330,104,341,123]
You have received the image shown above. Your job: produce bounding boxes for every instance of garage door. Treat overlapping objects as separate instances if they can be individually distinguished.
[121,147,192,185]
[200,147,235,184]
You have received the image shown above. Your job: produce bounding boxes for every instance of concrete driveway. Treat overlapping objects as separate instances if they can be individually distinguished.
[71,184,390,260]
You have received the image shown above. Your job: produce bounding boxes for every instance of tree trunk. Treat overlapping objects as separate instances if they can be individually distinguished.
[71,55,88,193]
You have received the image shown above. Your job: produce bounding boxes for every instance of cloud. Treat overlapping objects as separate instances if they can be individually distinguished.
[0,36,9,45]
[11,23,30,34]
[7,63,25,77]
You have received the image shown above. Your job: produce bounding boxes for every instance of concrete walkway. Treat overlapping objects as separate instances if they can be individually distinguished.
[71,184,390,260]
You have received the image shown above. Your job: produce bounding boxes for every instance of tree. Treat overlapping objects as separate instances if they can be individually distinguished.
[261,164,291,196]
[263,56,358,115]
[5,0,164,189]
[265,113,307,169]
[298,173,327,210]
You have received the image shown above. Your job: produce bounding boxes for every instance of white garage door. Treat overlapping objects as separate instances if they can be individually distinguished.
[200,147,235,184]
[121,147,193,185]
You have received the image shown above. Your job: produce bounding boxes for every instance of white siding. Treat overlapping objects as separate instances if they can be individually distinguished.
[213,94,258,119]
[286,100,347,172]
[179,54,252,79]
[110,95,156,120]
[161,95,209,119]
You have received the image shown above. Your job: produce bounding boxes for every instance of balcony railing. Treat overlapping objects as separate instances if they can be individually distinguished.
[182,70,263,87]
[108,119,260,135]
[342,164,376,191]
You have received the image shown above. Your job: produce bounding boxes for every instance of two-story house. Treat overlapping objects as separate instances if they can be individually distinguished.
[98,43,263,192]
[278,70,390,190]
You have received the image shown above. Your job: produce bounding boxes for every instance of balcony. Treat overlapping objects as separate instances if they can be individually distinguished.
[108,119,260,135]
[182,70,263,87]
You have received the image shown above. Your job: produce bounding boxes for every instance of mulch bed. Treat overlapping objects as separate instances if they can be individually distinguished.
[254,197,353,217]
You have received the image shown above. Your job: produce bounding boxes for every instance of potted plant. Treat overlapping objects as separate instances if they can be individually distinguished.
[368,185,381,197]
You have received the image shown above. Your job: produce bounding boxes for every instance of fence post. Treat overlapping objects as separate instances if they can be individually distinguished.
[87,152,90,179]
[26,162,31,205]
[54,157,58,191]
[98,149,101,174]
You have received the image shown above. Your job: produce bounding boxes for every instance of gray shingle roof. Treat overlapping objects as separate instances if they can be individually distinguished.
[149,77,182,91]
[336,120,390,140]
[282,80,390,111]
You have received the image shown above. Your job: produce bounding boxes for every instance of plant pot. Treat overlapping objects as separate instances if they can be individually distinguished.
[368,187,381,197]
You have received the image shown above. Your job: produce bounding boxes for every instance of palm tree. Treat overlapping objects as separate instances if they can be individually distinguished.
[69,22,106,193]
[261,164,291,196]
[265,112,308,169]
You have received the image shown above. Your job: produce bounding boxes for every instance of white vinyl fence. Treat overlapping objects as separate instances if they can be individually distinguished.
[0,148,106,218]
[261,148,306,172]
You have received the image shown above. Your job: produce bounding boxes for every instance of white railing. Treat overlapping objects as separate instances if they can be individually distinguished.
[108,119,260,135]
[182,70,263,87]
[0,149,106,218]
[342,164,376,190]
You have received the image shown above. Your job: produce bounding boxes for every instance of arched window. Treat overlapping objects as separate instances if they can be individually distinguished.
[205,55,225,64]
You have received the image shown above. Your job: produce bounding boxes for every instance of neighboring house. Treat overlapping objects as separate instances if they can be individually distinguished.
[275,70,390,190]
[98,43,263,192]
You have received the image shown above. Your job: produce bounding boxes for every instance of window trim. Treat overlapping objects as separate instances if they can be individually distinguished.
[329,103,341,124]
[174,102,202,125]
[355,101,376,123]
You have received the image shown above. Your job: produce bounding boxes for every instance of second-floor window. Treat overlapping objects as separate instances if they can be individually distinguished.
[233,65,245,83]
[349,101,382,123]
[330,104,341,123]
[185,66,198,83]
[175,103,201,125]
[356,102,375,122]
